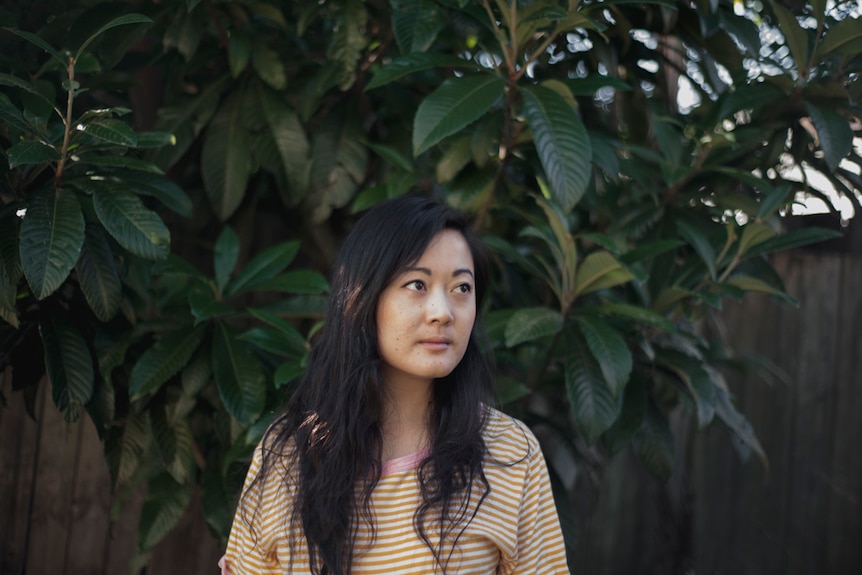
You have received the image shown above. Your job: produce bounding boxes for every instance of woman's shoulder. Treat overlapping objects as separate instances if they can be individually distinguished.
[481,406,540,462]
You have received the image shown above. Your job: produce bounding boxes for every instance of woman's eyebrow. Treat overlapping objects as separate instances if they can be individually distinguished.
[403,266,474,278]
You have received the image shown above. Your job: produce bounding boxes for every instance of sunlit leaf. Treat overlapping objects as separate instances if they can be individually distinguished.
[413,75,505,156]
[504,306,564,347]
[521,86,591,212]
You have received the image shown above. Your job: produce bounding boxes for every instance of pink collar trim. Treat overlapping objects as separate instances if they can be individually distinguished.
[380,447,430,476]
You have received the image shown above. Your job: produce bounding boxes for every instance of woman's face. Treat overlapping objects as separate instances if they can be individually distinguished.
[375,229,477,390]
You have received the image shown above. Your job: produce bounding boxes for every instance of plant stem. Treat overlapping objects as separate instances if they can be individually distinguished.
[54,57,76,187]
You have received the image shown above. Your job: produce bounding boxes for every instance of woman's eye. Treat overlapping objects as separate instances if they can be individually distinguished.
[455,283,472,294]
[405,280,425,291]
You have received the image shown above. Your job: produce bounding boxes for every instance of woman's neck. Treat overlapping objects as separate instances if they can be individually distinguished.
[380,379,433,462]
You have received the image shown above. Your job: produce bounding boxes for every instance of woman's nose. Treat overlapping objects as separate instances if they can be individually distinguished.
[427,289,454,324]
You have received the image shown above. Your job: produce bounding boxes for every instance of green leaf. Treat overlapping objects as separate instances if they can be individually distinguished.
[656,349,715,427]
[633,397,674,481]
[504,306,564,347]
[725,275,795,303]
[39,316,94,421]
[565,328,623,445]
[736,223,776,257]
[124,172,193,217]
[229,31,251,78]
[576,316,633,397]
[574,251,632,296]
[188,287,233,324]
[238,327,305,358]
[212,321,266,424]
[815,15,862,57]
[413,75,505,156]
[4,28,64,64]
[714,384,767,469]
[805,102,853,172]
[138,473,193,551]
[73,154,163,173]
[391,0,444,54]
[7,140,61,168]
[20,188,85,299]
[93,184,170,260]
[592,303,676,332]
[274,359,306,389]
[76,13,153,60]
[522,86,592,212]
[129,325,207,399]
[603,374,647,456]
[772,4,809,71]
[366,53,476,90]
[619,239,684,265]
[327,0,368,89]
[134,131,176,148]
[755,183,794,219]
[225,240,300,296]
[152,409,196,484]
[257,84,309,198]
[252,44,287,90]
[0,264,18,328]
[214,227,239,295]
[744,226,842,259]
[106,412,150,486]
[76,225,121,322]
[202,90,251,221]
[252,270,330,294]
[0,73,55,110]
[676,219,717,280]
[247,308,307,356]
[365,141,414,172]
[78,118,137,146]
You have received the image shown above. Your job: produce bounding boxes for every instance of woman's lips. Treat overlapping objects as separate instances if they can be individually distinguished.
[419,337,451,350]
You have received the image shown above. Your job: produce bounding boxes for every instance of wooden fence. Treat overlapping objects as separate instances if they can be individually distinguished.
[2,221,860,575]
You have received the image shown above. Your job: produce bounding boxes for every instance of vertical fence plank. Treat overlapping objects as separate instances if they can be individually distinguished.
[23,390,82,574]
[64,416,112,575]
[0,379,45,575]
[826,254,862,572]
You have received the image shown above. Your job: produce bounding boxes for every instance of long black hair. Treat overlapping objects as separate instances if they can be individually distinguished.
[243,196,495,574]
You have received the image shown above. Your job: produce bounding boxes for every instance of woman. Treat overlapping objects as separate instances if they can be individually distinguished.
[220,196,570,574]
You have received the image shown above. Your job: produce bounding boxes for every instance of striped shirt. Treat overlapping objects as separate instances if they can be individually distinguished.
[221,407,570,574]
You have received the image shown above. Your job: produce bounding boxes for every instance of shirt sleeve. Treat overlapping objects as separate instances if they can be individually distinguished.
[503,429,571,575]
[221,442,290,575]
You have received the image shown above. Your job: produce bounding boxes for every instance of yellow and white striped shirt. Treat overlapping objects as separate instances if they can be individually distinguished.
[222,407,570,574]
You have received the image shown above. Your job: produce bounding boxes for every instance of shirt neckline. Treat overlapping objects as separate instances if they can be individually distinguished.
[380,447,431,476]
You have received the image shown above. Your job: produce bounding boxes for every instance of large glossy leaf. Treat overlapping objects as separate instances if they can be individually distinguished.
[327,0,367,89]
[124,172,193,217]
[76,225,121,322]
[676,219,717,280]
[815,13,862,57]
[257,84,309,197]
[129,325,207,399]
[93,184,170,260]
[0,93,36,135]
[366,53,476,90]
[656,349,715,427]
[603,374,647,456]
[521,86,592,212]
[633,398,674,481]
[744,226,841,259]
[504,306,564,347]
[7,140,61,168]
[212,321,266,424]
[574,251,632,296]
[138,472,193,551]
[714,384,767,468]
[247,308,307,356]
[252,45,287,90]
[592,303,676,332]
[225,240,300,296]
[576,316,632,397]
[73,154,163,174]
[202,90,250,221]
[105,412,150,486]
[214,227,239,295]
[20,187,85,299]
[413,75,505,156]
[805,102,853,171]
[772,4,809,71]
[152,409,196,484]
[78,118,137,146]
[74,13,153,59]
[252,270,330,294]
[39,316,94,421]
[565,328,623,445]
[391,0,445,54]
[309,109,368,221]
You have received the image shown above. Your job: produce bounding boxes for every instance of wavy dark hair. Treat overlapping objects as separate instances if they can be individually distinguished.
[243,196,495,574]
